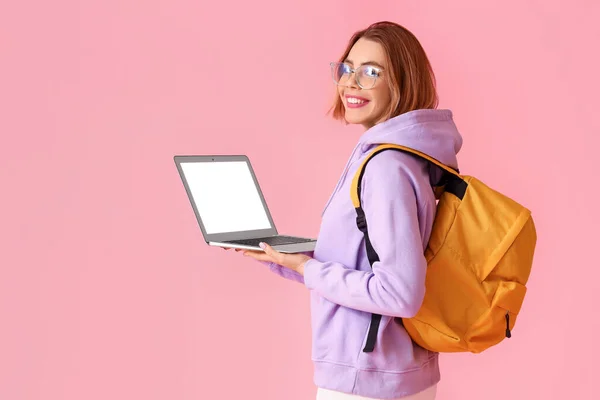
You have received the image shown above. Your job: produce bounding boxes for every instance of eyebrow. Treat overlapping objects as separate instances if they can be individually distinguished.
[344,59,385,69]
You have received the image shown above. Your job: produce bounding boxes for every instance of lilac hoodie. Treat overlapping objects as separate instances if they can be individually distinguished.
[267,109,463,399]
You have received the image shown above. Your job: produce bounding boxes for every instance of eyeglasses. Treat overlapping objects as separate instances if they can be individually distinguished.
[330,62,383,90]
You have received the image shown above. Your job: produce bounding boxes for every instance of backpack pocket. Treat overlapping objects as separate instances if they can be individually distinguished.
[464,281,527,353]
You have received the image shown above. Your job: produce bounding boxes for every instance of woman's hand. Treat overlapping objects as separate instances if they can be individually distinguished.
[239,242,312,276]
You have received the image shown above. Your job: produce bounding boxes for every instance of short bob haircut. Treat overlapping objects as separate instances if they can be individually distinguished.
[329,21,439,123]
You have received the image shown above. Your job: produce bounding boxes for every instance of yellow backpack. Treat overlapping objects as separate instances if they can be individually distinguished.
[351,144,537,354]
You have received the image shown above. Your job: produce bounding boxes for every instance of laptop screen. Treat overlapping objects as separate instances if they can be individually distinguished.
[179,160,273,234]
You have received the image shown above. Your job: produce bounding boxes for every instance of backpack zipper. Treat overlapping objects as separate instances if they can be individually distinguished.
[505,312,512,338]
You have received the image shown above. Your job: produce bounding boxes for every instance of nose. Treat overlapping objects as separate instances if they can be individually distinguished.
[343,71,360,89]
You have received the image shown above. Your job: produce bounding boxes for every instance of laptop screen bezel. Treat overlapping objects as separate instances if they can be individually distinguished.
[173,154,279,242]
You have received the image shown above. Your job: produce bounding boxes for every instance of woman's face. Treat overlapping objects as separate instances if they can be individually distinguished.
[335,38,392,129]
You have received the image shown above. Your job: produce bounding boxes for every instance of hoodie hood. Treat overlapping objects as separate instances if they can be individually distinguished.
[357,108,463,170]
[320,108,463,217]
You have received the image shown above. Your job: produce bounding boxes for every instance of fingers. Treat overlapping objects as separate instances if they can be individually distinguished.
[242,250,273,262]
[220,247,246,252]
[221,245,279,263]
[221,247,242,251]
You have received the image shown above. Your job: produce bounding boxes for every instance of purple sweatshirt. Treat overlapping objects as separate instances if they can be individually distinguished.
[267,109,463,399]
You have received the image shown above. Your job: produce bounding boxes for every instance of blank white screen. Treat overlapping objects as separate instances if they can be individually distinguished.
[180,161,272,234]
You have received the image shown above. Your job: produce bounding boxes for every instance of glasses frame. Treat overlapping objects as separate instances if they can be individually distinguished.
[329,61,383,90]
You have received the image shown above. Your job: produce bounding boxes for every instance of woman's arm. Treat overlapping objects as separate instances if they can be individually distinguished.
[302,154,430,318]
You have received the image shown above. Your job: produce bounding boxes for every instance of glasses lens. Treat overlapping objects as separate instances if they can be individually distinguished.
[356,65,379,89]
[331,62,352,85]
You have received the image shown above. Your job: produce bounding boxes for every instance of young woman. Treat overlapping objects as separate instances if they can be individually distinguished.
[240,21,463,400]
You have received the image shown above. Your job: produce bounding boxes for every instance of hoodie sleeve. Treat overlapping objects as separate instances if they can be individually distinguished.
[302,154,430,318]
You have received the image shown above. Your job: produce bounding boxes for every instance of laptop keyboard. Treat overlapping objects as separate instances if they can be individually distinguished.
[223,235,315,247]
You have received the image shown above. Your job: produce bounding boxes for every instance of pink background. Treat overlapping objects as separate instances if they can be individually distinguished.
[1,1,598,399]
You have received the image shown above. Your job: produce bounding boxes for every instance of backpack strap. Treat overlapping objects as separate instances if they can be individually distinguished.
[351,144,466,353]
[351,144,464,209]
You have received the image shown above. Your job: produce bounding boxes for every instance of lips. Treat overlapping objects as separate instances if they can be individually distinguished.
[345,94,370,109]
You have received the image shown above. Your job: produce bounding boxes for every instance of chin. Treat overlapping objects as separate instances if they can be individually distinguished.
[344,111,373,126]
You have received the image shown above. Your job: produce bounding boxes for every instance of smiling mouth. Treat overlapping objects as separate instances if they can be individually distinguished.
[345,95,370,108]
[348,98,366,104]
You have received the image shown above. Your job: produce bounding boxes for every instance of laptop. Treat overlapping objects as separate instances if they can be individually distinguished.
[174,155,317,253]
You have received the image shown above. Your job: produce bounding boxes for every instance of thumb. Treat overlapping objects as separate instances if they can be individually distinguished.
[259,242,280,260]
[259,242,273,253]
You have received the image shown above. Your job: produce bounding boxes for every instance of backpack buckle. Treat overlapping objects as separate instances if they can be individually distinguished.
[355,208,367,232]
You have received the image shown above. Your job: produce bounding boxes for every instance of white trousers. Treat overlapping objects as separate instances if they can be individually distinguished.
[316,384,437,400]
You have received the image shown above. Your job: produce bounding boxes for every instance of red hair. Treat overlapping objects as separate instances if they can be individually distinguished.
[329,21,439,122]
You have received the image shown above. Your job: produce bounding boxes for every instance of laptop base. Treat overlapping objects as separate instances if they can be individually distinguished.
[210,240,316,254]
